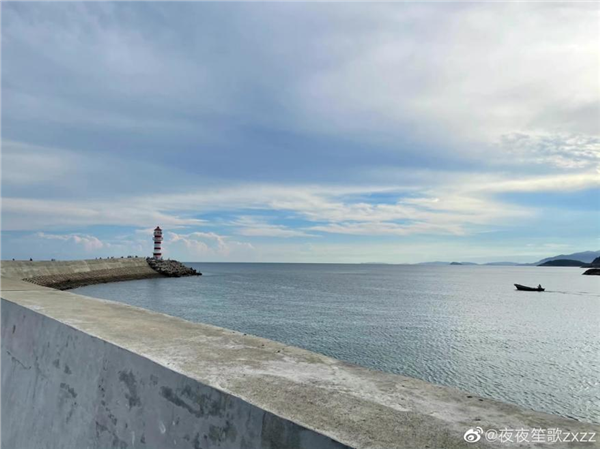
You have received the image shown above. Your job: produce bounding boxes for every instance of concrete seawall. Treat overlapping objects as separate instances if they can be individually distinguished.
[1,259,163,290]
[2,276,598,449]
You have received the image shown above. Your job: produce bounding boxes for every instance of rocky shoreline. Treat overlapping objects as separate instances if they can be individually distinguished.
[146,258,201,277]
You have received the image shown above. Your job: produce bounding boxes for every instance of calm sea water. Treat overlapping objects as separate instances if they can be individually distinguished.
[74,264,600,423]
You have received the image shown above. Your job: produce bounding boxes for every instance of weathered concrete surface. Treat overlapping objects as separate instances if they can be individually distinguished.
[1,259,162,290]
[1,258,153,278]
[2,278,598,449]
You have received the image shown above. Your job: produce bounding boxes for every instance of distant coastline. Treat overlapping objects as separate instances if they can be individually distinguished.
[416,250,600,267]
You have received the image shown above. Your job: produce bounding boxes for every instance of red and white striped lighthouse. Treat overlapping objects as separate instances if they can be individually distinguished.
[153,226,163,259]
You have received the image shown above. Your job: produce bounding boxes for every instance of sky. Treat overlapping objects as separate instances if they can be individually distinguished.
[1,2,598,263]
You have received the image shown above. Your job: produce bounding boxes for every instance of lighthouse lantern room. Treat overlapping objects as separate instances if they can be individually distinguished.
[153,226,163,259]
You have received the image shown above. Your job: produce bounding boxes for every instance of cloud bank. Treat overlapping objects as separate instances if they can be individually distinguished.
[1,3,598,262]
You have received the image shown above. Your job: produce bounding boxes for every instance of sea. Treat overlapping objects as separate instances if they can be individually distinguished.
[73,263,600,424]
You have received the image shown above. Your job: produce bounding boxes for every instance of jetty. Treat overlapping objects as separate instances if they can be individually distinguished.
[1,258,199,290]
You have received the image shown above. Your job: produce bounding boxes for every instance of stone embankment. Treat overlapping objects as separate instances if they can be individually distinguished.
[146,258,201,277]
[23,266,163,290]
[1,258,200,290]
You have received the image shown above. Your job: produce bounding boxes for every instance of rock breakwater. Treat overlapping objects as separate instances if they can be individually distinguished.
[147,258,201,277]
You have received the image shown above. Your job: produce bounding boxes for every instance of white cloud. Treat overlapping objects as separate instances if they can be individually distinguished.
[35,232,104,251]
[165,231,255,259]
[233,216,317,238]
[1,141,80,186]
[309,221,466,237]
[3,168,596,236]
[1,198,203,230]
[496,133,600,170]
[471,172,600,194]
[294,3,599,163]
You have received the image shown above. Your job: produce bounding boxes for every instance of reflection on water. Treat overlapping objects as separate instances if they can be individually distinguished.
[75,264,600,423]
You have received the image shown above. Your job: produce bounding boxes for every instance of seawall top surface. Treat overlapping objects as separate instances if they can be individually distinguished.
[1,277,598,448]
[1,258,151,279]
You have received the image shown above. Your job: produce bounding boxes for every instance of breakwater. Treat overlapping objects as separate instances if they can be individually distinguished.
[1,258,199,290]
[147,258,201,278]
[1,263,598,448]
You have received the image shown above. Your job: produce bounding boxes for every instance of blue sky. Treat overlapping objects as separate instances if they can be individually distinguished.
[1,2,598,263]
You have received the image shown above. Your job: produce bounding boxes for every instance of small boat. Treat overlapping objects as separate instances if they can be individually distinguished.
[514,284,544,292]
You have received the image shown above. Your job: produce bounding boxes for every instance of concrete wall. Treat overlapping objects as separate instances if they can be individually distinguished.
[1,259,161,290]
[1,258,153,279]
[2,278,598,449]
[2,298,346,449]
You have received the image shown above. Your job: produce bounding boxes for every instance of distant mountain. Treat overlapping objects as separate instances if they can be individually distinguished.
[417,261,452,266]
[484,262,529,266]
[538,259,585,267]
[417,251,599,267]
[419,261,529,266]
[581,257,600,268]
[536,251,600,265]
[418,261,482,266]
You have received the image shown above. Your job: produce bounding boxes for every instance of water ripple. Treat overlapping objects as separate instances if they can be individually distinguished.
[75,264,600,424]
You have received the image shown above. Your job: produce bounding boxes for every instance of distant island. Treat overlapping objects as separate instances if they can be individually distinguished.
[582,257,600,275]
[418,250,600,268]
[417,260,531,266]
[536,251,600,266]
[538,259,585,267]
[582,257,600,268]
[484,262,525,266]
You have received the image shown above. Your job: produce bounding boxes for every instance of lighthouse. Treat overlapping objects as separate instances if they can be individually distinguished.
[153,226,163,259]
